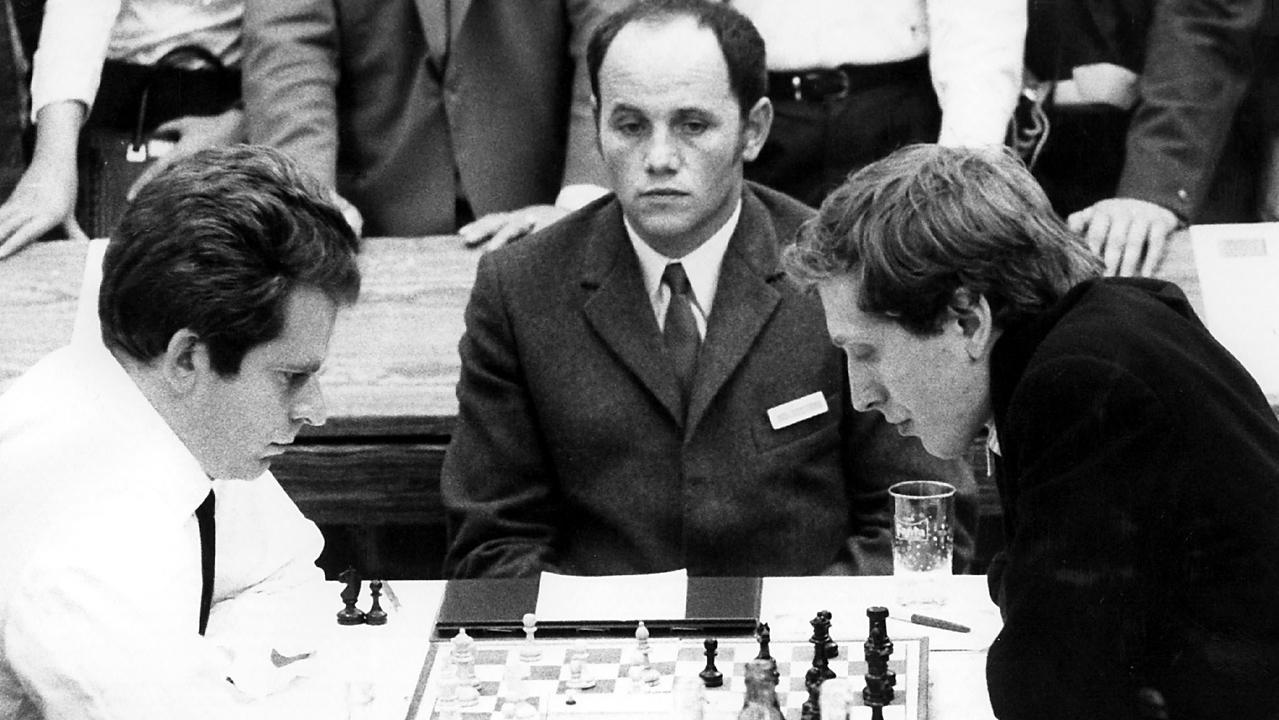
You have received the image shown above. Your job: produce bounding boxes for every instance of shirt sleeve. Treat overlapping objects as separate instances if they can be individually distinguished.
[28,0,122,121]
[926,0,1026,147]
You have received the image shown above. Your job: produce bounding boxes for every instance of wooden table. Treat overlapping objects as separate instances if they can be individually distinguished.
[302,575,1000,720]
[0,232,1242,578]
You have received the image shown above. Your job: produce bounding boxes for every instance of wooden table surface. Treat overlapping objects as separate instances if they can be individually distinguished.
[0,236,481,437]
[0,232,1208,423]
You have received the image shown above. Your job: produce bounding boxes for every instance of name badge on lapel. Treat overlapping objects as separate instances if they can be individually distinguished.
[767,391,829,430]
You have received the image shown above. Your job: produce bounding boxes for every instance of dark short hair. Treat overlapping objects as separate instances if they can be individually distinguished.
[783,144,1102,334]
[99,145,361,375]
[587,0,767,117]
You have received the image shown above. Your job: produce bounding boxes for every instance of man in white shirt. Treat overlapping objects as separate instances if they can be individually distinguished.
[0,145,361,719]
[732,0,1025,207]
[442,0,971,578]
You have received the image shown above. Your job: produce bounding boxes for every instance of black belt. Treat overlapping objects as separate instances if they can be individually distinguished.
[767,55,930,103]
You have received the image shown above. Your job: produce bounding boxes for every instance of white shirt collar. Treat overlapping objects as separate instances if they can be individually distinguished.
[625,199,743,321]
[78,341,214,513]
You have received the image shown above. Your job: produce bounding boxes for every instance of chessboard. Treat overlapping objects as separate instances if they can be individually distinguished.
[407,634,927,720]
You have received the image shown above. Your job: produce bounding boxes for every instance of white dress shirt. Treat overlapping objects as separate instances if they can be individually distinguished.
[0,339,333,720]
[29,0,242,121]
[626,199,743,339]
[731,0,1026,147]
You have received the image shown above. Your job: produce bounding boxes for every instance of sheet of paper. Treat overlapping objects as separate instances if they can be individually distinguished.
[534,569,688,622]
[1190,223,1279,403]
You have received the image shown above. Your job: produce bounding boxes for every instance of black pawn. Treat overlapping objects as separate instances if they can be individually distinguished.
[365,579,388,625]
[755,621,779,683]
[336,566,365,626]
[699,638,724,687]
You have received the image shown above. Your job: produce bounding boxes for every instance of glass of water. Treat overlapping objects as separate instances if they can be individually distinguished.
[889,480,956,605]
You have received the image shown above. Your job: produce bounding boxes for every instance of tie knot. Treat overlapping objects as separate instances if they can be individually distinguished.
[662,262,693,296]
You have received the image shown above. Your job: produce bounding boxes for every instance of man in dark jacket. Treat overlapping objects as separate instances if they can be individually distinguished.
[785,143,1279,719]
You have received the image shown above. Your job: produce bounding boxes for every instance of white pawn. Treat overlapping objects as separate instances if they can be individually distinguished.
[639,649,661,688]
[571,638,590,663]
[566,656,596,690]
[436,672,459,709]
[519,612,542,661]
[455,682,480,708]
[451,629,478,687]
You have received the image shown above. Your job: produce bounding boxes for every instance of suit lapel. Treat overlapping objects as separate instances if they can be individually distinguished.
[580,203,686,424]
[685,189,783,434]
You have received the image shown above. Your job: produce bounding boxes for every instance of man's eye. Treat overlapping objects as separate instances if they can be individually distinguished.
[282,372,310,389]
[681,121,708,135]
[616,121,645,136]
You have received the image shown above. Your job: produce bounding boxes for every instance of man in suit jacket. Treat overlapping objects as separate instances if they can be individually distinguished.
[442,0,970,578]
[788,144,1279,719]
[242,0,624,238]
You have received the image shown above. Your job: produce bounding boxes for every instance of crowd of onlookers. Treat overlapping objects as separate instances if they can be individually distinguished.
[1,0,1276,271]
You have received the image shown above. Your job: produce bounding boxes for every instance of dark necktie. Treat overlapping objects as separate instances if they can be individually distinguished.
[662,262,700,408]
[195,489,216,636]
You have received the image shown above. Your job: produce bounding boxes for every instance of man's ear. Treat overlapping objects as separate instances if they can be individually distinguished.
[949,288,997,360]
[158,328,208,394]
[740,97,773,162]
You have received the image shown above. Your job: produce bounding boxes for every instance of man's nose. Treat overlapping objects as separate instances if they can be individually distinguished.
[644,127,680,173]
[848,371,884,413]
[291,376,328,427]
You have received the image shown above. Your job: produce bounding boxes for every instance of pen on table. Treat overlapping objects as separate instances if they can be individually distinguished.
[898,613,971,633]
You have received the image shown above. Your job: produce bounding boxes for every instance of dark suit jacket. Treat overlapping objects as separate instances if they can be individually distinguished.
[986,278,1279,720]
[441,183,971,578]
[243,0,620,236]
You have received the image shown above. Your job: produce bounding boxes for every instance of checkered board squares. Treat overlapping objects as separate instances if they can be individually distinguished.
[414,637,927,720]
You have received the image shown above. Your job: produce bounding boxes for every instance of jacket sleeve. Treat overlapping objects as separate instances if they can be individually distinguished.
[241,0,340,188]
[1117,0,1269,220]
[830,382,977,576]
[441,252,564,578]
[559,0,631,191]
[986,355,1176,720]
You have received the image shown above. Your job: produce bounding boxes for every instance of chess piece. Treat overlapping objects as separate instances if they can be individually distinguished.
[636,620,651,654]
[519,612,541,661]
[365,579,388,625]
[755,622,772,662]
[810,610,838,659]
[336,566,365,625]
[639,649,661,687]
[436,671,459,710]
[515,701,538,719]
[738,659,784,719]
[811,632,836,681]
[566,655,596,690]
[451,628,479,688]
[800,666,823,720]
[862,607,896,711]
[755,622,778,683]
[699,638,724,688]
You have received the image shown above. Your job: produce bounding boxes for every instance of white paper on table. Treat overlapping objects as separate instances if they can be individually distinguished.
[1190,222,1279,403]
[534,569,688,622]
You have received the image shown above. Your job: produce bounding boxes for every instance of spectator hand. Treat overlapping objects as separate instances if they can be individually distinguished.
[1068,198,1180,277]
[126,107,247,200]
[0,156,85,260]
[458,205,569,251]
